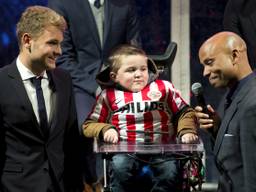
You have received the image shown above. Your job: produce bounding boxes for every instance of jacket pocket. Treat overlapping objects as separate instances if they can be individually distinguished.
[3,161,23,173]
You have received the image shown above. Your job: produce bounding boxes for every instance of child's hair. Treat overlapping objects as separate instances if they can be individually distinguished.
[108,44,147,73]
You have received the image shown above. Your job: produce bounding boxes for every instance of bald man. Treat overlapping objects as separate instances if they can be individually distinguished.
[195,31,256,192]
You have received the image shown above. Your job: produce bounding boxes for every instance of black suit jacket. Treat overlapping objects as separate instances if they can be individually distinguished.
[223,0,256,69]
[0,62,83,192]
[48,0,140,96]
[213,75,256,192]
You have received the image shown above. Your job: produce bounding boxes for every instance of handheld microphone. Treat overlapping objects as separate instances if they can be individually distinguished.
[191,82,208,113]
[191,82,218,136]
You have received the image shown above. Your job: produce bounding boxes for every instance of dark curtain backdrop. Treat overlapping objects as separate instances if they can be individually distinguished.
[190,0,228,109]
[0,0,170,67]
[0,0,47,67]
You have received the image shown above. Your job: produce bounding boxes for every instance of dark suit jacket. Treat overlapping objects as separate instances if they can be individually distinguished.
[223,0,256,69]
[0,62,83,192]
[48,0,140,96]
[213,75,256,192]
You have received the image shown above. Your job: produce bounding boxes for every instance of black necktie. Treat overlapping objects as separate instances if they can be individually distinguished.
[31,77,49,138]
[94,0,101,8]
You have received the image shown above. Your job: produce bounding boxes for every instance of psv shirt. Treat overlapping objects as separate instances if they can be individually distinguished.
[88,79,188,143]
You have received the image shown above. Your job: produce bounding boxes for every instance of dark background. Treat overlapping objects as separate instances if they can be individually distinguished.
[0,0,229,183]
[0,0,227,108]
[190,0,228,109]
[0,0,171,66]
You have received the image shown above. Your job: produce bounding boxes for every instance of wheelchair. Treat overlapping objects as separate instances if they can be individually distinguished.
[94,138,205,192]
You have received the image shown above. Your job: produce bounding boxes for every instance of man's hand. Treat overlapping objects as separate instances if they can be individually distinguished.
[103,129,118,143]
[195,105,215,129]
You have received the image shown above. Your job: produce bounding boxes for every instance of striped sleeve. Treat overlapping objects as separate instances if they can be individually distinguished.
[164,80,188,114]
[88,90,110,123]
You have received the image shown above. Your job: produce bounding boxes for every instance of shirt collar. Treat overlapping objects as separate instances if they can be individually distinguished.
[88,0,104,5]
[16,57,48,80]
[228,72,255,101]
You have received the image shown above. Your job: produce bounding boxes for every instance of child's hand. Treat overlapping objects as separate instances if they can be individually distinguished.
[181,133,198,144]
[104,129,118,144]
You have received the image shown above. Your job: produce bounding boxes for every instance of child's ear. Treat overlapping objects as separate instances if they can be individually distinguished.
[110,72,116,81]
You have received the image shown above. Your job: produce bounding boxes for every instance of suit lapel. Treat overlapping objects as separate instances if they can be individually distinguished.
[81,0,101,50]
[213,101,238,155]
[103,0,113,47]
[7,62,44,138]
[249,11,256,34]
[243,0,256,34]
[47,71,65,141]
[46,71,56,137]
[213,77,254,155]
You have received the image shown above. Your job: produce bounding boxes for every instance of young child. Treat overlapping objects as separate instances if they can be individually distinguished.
[83,44,198,192]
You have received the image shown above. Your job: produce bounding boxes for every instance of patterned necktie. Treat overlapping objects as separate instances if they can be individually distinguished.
[31,77,49,138]
[94,0,101,8]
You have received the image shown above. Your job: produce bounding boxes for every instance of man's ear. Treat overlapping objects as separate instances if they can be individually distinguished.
[22,33,32,52]
[231,49,239,63]
[110,72,116,81]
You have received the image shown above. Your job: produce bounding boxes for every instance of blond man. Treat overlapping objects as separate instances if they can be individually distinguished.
[0,6,83,192]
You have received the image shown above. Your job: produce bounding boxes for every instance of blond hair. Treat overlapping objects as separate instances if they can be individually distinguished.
[16,5,66,48]
[108,44,147,73]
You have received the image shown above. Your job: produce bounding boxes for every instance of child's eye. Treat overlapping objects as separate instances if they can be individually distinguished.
[126,67,136,72]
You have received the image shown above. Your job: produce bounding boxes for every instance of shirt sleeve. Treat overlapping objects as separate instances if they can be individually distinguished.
[83,90,113,138]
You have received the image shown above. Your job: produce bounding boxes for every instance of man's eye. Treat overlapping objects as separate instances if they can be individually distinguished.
[204,59,214,66]
[47,41,58,45]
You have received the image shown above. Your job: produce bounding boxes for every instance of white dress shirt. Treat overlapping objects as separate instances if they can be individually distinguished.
[16,57,52,123]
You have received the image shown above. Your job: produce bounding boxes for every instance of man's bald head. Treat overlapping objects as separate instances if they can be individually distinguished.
[198,31,252,88]
[199,31,247,61]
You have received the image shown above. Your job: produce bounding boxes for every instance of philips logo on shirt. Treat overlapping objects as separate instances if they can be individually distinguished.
[116,101,165,114]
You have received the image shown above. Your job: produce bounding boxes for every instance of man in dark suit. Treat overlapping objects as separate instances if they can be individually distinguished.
[48,0,141,190]
[223,0,256,69]
[0,6,83,192]
[48,0,140,125]
[195,31,256,192]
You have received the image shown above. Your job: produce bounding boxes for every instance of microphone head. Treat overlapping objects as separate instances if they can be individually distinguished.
[191,82,203,96]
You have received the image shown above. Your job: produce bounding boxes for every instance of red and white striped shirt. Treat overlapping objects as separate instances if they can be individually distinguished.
[88,79,188,143]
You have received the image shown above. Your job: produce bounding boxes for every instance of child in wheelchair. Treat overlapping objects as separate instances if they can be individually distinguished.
[83,44,199,192]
